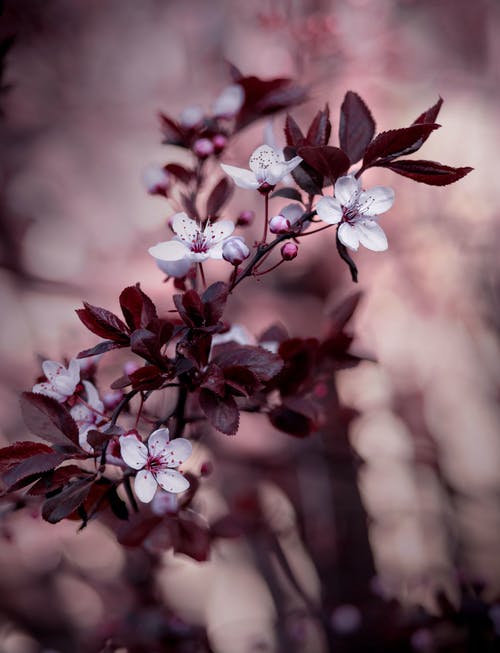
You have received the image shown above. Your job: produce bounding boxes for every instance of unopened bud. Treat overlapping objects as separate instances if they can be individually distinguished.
[124,361,140,377]
[193,138,214,159]
[212,134,227,154]
[281,242,298,260]
[236,210,255,227]
[269,215,291,234]
[102,389,124,410]
[179,104,204,128]
[222,237,250,265]
[142,165,169,197]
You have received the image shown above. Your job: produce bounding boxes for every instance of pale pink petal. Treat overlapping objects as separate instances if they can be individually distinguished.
[316,197,343,224]
[148,240,190,262]
[134,470,158,503]
[155,256,192,278]
[204,219,235,244]
[67,358,81,385]
[155,469,190,493]
[172,212,199,242]
[207,242,224,259]
[338,223,360,251]
[159,437,193,468]
[282,155,303,176]
[356,220,388,251]
[335,176,360,206]
[357,186,394,216]
[78,425,93,454]
[41,360,65,383]
[32,382,66,402]
[281,204,304,225]
[82,380,104,412]
[248,145,282,172]
[119,434,148,470]
[220,164,259,190]
[148,428,170,457]
[52,374,77,398]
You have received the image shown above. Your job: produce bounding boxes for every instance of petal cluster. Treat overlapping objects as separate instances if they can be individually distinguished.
[316,175,394,252]
[149,213,235,266]
[70,380,106,452]
[119,428,192,503]
[32,359,80,403]
[221,145,302,191]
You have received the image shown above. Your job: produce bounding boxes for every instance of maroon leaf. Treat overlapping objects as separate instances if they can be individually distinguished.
[77,340,126,359]
[223,366,261,397]
[128,365,164,391]
[42,478,94,523]
[306,105,331,147]
[327,291,363,335]
[200,364,226,397]
[284,145,323,196]
[180,193,199,219]
[284,113,305,147]
[0,441,54,473]
[213,345,283,383]
[117,512,163,546]
[130,328,166,367]
[173,515,211,561]
[336,232,358,283]
[363,124,440,166]
[270,187,303,202]
[269,397,319,437]
[275,338,318,396]
[413,97,443,126]
[379,159,473,186]
[28,465,89,496]
[3,452,67,490]
[159,112,187,146]
[164,163,195,185]
[76,302,130,342]
[20,392,80,448]
[174,290,204,328]
[339,91,376,164]
[202,282,228,325]
[199,389,239,435]
[297,146,350,185]
[119,284,157,331]
[206,178,234,218]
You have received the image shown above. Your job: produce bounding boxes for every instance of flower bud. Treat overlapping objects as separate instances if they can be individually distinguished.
[269,215,291,234]
[281,242,298,260]
[102,389,124,410]
[193,138,214,159]
[236,210,255,227]
[142,165,169,197]
[212,134,227,154]
[179,104,204,128]
[222,237,250,265]
[124,361,140,377]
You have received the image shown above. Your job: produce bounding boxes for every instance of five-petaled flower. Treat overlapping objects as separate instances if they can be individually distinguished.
[148,212,235,264]
[32,359,80,403]
[70,380,107,452]
[119,428,192,503]
[220,144,302,191]
[316,175,394,251]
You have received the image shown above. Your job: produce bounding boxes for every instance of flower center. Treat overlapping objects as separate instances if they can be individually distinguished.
[189,233,209,253]
[342,204,360,224]
[145,455,164,472]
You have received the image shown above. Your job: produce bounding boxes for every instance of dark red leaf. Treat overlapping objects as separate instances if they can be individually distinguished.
[86,429,111,450]
[107,486,129,520]
[269,397,319,437]
[270,187,303,202]
[173,515,211,561]
[223,365,261,397]
[306,105,331,147]
[0,441,54,473]
[3,452,67,489]
[159,112,186,146]
[199,389,239,435]
[363,124,440,165]
[326,291,363,335]
[336,233,358,283]
[200,364,226,397]
[77,340,126,359]
[284,113,305,147]
[413,97,443,126]
[202,282,228,325]
[119,284,157,331]
[379,159,473,186]
[128,365,164,391]
[130,328,165,367]
[164,163,195,185]
[213,345,283,383]
[117,512,163,546]
[42,478,94,523]
[284,145,323,196]
[339,91,376,163]
[20,392,80,448]
[180,193,199,219]
[76,302,130,342]
[297,146,350,185]
[206,178,234,218]
[27,465,89,496]
[174,290,204,328]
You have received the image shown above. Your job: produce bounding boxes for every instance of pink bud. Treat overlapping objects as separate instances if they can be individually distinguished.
[269,215,291,234]
[102,389,124,410]
[179,104,204,128]
[281,242,298,260]
[200,461,213,477]
[193,138,214,158]
[124,361,140,376]
[142,165,170,197]
[236,210,255,227]
[222,237,250,265]
[212,134,227,154]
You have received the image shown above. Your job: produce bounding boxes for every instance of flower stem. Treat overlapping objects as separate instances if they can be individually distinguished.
[198,262,207,289]
[262,193,269,244]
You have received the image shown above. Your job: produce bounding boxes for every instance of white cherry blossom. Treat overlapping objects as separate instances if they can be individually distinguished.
[119,428,192,503]
[148,213,234,265]
[70,380,107,453]
[316,175,394,252]
[220,144,302,191]
[32,359,80,403]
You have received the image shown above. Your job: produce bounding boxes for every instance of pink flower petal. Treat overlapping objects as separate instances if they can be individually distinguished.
[160,437,193,468]
[148,240,190,262]
[356,220,388,251]
[220,164,259,190]
[148,428,170,457]
[134,470,157,503]
[338,223,360,251]
[155,469,190,493]
[119,434,148,470]
[357,186,394,216]
[316,197,343,224]
[335,176,360,206]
